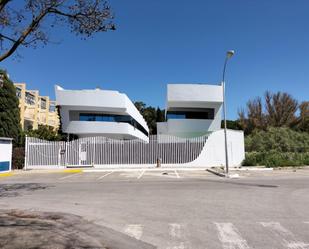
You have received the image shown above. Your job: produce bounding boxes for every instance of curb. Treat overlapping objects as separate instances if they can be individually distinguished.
[206,169,240,179]
[61,169,83,174]
[206,169,226,177]
[0,172,14,178]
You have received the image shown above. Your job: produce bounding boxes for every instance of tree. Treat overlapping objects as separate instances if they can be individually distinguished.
[221,120,242,130]
[26,124,62,141]
[0,69,23,145]
[156,107,165,123]
[0,0,115,61]
[239,91,300,135]
[134,102,165,135]
[265,91,298,127]
[294,101,309,132]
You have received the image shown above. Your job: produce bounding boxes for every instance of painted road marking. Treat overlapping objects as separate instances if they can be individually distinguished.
[166,223,187,249]
[97,171,114,180]
[0,172,14,178]
[124,224,143,240]
[174,170,180,179]
[58,172,82,180]
[137,170,145,179]
[214,222,250,249]
[260,222,309,249]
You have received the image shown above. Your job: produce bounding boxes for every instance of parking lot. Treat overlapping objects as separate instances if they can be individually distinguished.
[1,168,309,249]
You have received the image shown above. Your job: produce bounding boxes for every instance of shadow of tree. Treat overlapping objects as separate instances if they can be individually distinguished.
[0,183,49,197]
[0,210,156,249]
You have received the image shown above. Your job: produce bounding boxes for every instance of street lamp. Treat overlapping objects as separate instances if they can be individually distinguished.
[222,50,234,175]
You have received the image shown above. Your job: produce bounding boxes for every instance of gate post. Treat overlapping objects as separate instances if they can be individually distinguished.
[24,135,28,171]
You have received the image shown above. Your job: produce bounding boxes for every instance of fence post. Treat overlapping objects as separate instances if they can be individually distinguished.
[24,135,28,171]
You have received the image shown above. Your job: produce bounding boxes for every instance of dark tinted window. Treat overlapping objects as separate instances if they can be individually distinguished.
[167,108,215,120]
[79,113,148,136]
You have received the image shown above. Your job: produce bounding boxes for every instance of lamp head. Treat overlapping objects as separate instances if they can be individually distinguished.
[226,50,235,59]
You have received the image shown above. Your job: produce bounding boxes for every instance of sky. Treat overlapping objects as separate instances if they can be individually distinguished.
[1,0,309,119]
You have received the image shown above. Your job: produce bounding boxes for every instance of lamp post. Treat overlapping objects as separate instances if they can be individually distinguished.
[222,50,234,175]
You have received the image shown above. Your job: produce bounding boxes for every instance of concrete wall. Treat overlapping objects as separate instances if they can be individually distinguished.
[0,138,13,173]
[182,129,245,167]
[167,84,223,106]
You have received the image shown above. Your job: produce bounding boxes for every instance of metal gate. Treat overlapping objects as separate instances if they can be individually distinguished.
[25,135,208,169]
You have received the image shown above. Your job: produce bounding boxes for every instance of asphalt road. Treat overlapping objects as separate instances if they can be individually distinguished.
[1,169,309,249]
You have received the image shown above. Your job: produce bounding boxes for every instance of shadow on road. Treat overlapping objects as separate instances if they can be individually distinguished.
[0,209,156,249]
[0,183,49,197]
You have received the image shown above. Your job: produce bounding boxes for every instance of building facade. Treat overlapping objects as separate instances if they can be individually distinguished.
[14,83,60,131]
[55,85,149,142]
[157,83,223,138]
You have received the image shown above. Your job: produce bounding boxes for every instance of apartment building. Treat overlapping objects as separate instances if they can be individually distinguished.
[14,83,60,131]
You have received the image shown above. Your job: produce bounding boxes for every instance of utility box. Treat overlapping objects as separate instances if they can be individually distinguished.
[0,137,13,173]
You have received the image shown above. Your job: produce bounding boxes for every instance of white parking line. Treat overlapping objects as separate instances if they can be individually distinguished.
[97,171,114,180]
[214,222,250,249]
[124,224,143,240]
[174,170,180,179]
[58,172,82,180]
[260,222,309,249]
[167,223,188,249]
[137,170,145,179]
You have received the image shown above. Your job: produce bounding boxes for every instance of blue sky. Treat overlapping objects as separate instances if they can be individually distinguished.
[1,0,308,119]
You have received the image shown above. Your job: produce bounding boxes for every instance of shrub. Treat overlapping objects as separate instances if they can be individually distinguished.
[245,127,309,153]
[12,147,25,169]
[243,151,309,167]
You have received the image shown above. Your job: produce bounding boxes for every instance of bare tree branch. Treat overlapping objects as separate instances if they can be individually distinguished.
[0,0,115,61]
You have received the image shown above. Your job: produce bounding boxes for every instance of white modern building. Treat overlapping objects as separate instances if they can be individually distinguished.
[157,83,245,167]
[157,84,223,137]
[55,85,149,142]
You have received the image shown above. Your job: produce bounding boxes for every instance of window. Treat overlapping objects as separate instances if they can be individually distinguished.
[40,98,46,110]
[167,108,215,120]
[25,92,35,105]
[16,87,22,99]
[79,113,149,136]
[49,104,56,113]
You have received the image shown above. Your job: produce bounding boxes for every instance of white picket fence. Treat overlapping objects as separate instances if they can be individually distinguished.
[24,135,208,169]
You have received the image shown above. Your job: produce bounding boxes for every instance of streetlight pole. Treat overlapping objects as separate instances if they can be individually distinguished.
[222,50,234,175]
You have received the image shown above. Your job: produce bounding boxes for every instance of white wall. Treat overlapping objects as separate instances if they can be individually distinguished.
[182,129,245,167]
[167,84,223,107]
[0,138,13,172]
[66,121,149,141]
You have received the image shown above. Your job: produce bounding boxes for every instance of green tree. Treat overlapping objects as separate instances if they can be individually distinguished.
[134,102,165,135]
[26,124,62,141]
[156,107,165,123]
[0,69,22,145]
[221,120,242,130]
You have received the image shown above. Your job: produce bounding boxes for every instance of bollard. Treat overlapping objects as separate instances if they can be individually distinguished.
[156,158,161,168]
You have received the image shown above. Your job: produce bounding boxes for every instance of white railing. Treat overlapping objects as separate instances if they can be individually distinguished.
[25,135,208,169]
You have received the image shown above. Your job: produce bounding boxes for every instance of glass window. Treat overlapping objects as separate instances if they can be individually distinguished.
[78,113,148,136]
[167,108,215,120]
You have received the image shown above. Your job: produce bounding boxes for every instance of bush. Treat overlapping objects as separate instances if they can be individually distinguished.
[243,151,309,167]
[245,127,309,153]
[12,147,25,169]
